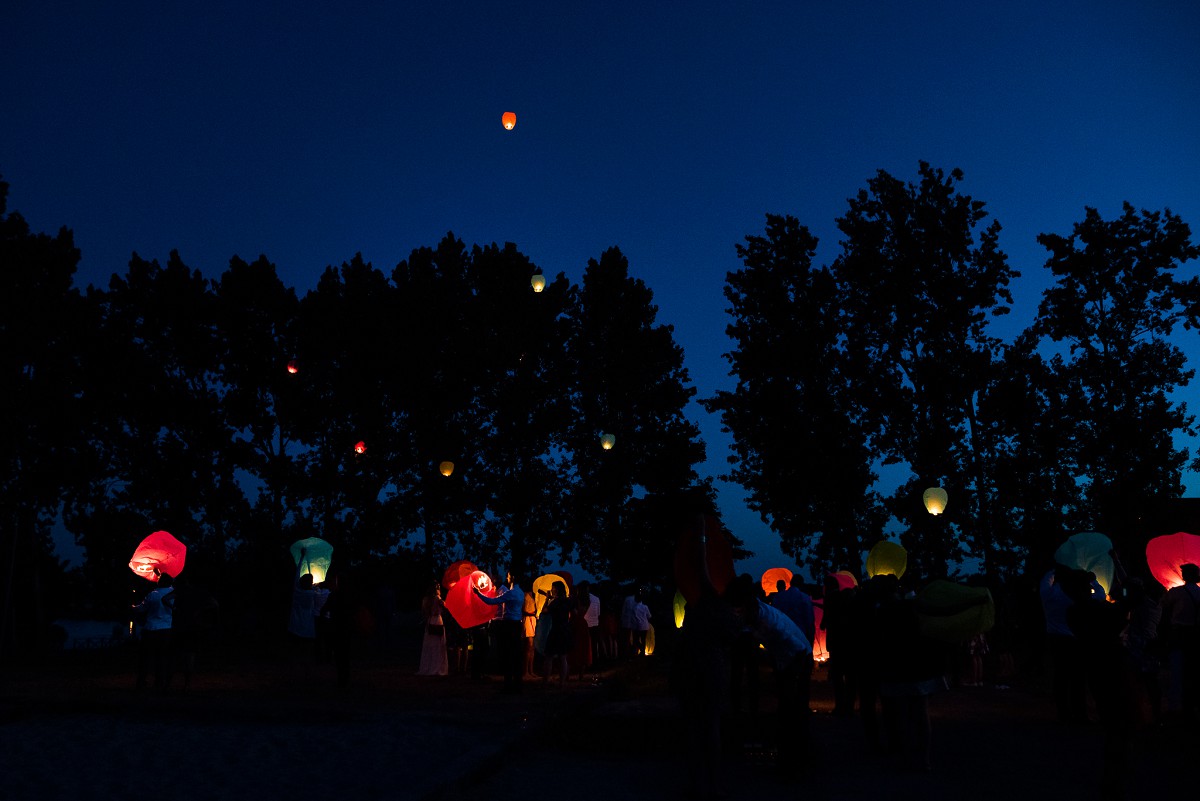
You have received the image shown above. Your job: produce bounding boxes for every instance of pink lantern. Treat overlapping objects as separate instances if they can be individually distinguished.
[128,530,187,582]
[443,570,498,628]
[812,601,828,662]
[761,567,793,596]
[1146,531,1200,590]
[828,570,858,592]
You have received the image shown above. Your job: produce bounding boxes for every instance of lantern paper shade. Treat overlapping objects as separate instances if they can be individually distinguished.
[354,440,366,455]
[811,601,828,662]
[532,573,570,615]
[443,570,498,628]
[290,537,333,584]
[828,571,858,592]
[501,111,516,130]
[531,274,546,293]
[673,591,686,629]
[287,359,299,374]
[1054,531,1115,596]
[866,540,908,579]
[644,623,656,656]
[1146,531,1200,590]
[923,487,948,515]
[128,531,187,582]
[673,514,736,604]
[917,580,995,643]
[761,567,793,596]
[599,433,616,450]
[442,560,478,590]
[439,461,455,477]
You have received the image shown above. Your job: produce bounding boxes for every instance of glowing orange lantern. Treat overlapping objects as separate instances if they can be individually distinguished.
[128,531,187,582]
[923,487,948,515]
[1146,531,1200,590]
[442,560,478,590]
[866,540,907,579]
[600,433,616,450]
[531,274,546,292]
[286,359,299,374]
[501,111,517,130]
[354,441,366,455]
[761,567,794,596]
[439,461,455,477]
[443,569,498,628]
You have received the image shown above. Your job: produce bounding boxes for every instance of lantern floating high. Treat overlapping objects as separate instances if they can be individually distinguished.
[290,537,333,584]
[287,359,299,374]
[354,440,367,455]
[922,487,948,515]
[866,540,908,579]
[128,531,187,582]
[439,461,455,477]
[1146,531,1200,590]
[531,273,546,293]
[599,433,616,450]
[501,111,517,130]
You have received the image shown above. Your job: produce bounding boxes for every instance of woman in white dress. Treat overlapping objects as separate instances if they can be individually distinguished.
[417,582,448,676]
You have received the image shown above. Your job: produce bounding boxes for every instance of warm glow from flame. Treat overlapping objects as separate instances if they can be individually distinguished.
[354,441,367,455]
[600,433,616,450]
[502,111,517,130]
[531,274,546,292]
[439,460,455,477]
[923,487,948,515]
[287,360,299,374]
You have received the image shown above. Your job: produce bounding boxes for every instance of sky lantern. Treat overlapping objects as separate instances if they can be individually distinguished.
[286,359,299,374]
[922,487,948,515]
[442,560,477,590]
[1146,531,1200,590]
[439,460,455,477]
[644,623,656,656]
[761,567,793,595]
[917,579,995,643]
[674,514,736,604]
[811,601,828,662]
[599,433,616,450]
[532,573,571,615]
[673,591,686,629]
[443,569,498,628]
[866,540,908,579]
[531,273,546,293]
[128,531,187,582]
[290,537,333,584]
[827,570,858,592]
[1054,531,1115,596]
[501,111,516,130]
[353,440,366,455]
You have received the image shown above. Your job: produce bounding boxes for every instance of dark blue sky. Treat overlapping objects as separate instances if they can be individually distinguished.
[5,2,1199,578]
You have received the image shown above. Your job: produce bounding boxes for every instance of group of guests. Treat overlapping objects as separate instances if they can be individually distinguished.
[415,571,654,690]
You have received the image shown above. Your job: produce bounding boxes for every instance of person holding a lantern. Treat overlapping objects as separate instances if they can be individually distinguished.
[134,571,176,690]
[541,580,575,687]
[474,571,526,692]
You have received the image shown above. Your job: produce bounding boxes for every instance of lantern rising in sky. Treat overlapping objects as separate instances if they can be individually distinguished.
[531,273,546,293]
[128,531,187,582]
[922,486,948,515]
[501,111,517,130]
[439,460,455,477]
[286,359,299,374]
[599,433,616,450]
[353,440,367,455]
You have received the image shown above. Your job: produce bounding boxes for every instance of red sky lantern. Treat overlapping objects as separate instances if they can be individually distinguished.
[442,560,477,590]
[353,440,367,455]
[1146,531,1200,590]
[128,530,187,582]
[761,567,793,596]
[286,359,299,374]
[443,569,498,628]
[674,514,735,604]
[501,111,517,130]
[828,570,858,592]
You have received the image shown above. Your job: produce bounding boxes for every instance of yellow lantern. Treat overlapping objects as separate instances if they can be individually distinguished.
[439,461,455,477]
[643,623,655,656]
[866,540,908,579]
[501,111,517,130]
[599,433,616,450]
[922,487,948,515]
[531,273,546,293]
[673,591,686,629]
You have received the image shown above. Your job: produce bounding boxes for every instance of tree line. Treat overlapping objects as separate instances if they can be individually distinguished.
[3,162,1199,645]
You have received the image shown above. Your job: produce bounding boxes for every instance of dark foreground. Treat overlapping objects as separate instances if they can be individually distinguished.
[0,644,1191,801]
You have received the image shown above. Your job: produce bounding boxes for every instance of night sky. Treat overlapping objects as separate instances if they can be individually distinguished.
[5,2,1200,578]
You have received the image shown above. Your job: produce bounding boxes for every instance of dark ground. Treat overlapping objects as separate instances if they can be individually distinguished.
[0,639,1191,801]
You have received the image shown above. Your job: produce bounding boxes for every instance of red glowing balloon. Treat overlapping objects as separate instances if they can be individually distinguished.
[128,530,187,582]
[443,570,499,628]
[827,571,858,592]
[1146,531,1200,590]
[761,567,794,596]
[501,111,517,130]
[353,441,367,455]
[442,560,478,590]
[812,601,828,662]
[286,359,299,374]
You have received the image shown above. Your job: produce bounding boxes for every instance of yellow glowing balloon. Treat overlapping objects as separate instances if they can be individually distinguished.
[439,461,455,477]
[923,487,948,515]
[866,540,907,579]
[673,591,686,629]
[599,433,616,450]
[531,274,546,293]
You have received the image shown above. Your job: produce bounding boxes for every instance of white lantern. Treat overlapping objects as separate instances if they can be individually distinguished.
[923,487,948,515]
[531,274,546,293]
[599,433,616,450]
